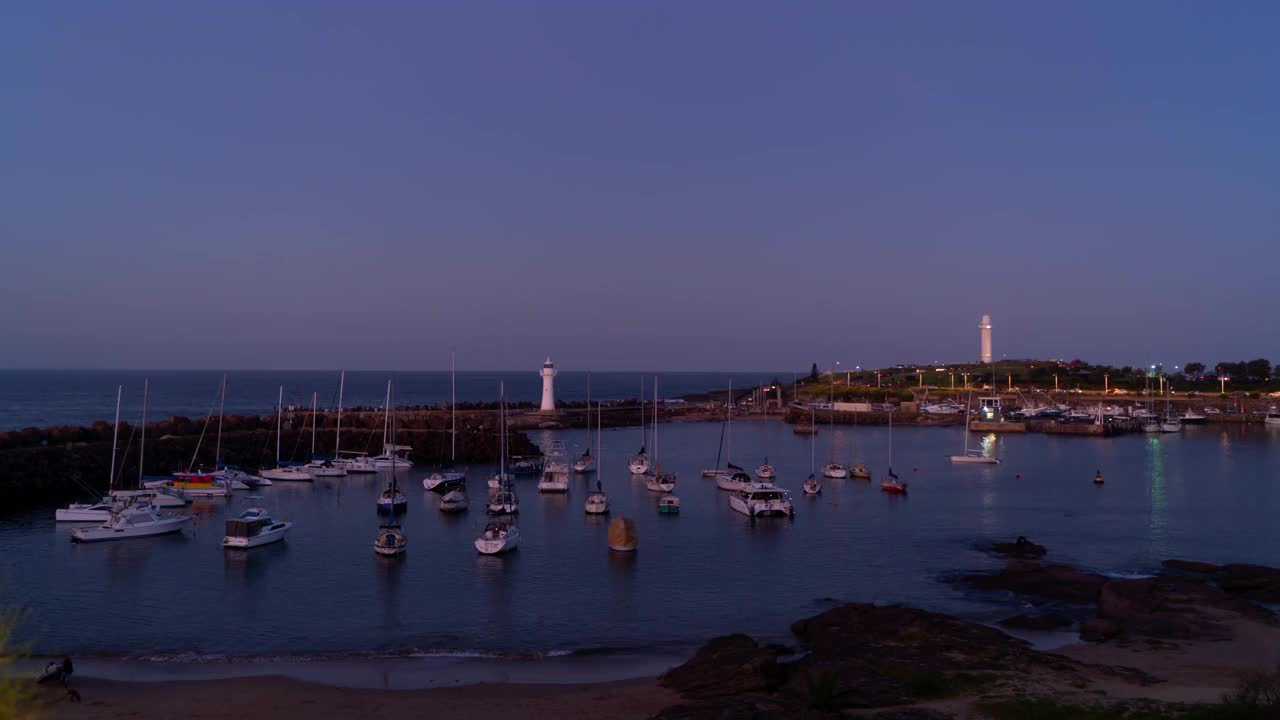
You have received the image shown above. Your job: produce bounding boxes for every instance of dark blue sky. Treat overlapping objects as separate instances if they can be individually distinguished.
[2,1,1276,372]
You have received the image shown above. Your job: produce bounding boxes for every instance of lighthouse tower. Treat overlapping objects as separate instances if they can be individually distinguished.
[979,314,993,364]
[539,357,557,412]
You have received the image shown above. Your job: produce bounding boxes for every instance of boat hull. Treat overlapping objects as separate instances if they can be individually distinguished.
[729,498,794,517]
[71,516,189,543]
[223,523,291,548]
[948,456,1000,464]
[260,468,313,482]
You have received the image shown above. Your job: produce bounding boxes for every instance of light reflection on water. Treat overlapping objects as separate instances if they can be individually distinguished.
[2,422,1278,657]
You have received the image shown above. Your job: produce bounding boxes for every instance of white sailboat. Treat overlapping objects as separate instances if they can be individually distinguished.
[949,392,1000,464]
[820,383,847,478]
[1160,386,1182,433]
[646,378,677,493]
[584,403,610,514]
[58,385,125,522]
[72,379,192,543]
[475,519,519,555]
[376,382,408,512]
[488,383,519,514]
[880,411,908,494]
[371,381,414,469]
[803,407,822,494]
[428,353,468,490]
[574,373,597,473]
[309,376,348,477]
[715,381,751,491]
[439,488,469,513]
[628,377,651,474]
[261,386,313,482]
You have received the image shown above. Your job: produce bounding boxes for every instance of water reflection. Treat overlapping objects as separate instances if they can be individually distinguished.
[1146,435,1167,554]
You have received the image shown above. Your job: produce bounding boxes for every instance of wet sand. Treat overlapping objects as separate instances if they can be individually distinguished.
[41,676,676,720]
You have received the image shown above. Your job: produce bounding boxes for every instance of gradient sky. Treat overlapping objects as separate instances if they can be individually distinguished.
[2,1,1277,372]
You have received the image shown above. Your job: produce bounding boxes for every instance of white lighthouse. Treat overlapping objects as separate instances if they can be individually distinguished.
[979,314,993,364]
[539,357,557,412]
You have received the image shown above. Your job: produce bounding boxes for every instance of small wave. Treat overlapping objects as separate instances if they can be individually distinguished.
[72,646,627,664]
[1101,571,1156,580]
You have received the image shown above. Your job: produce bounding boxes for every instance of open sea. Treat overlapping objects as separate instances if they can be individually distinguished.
[3,417,1279,671]
[0,370,786,431]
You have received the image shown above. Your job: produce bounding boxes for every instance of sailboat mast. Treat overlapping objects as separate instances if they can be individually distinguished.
[139,378,149,487]
[450,350,456,463]
[335,370,344,457]
[383,380,391,449]
[726,378,733,465]
[810,404,816,474]
[499,382,506,477]
[310,392,318,459]
[108,385,121,494]
[639,376,645,450]
[214,374,226,470]
[963,392,971,454]
[276,385,283,466]
[653,377,659,467]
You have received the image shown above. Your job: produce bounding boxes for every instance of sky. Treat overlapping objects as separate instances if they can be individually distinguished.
[2,1,1277,372]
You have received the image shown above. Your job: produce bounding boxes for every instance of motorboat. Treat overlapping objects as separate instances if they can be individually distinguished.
[372,444,414,470]
[475,520,519,555]
[487,489,519,515]
[802,474,822,495]
[701,468,721,478]
[920,402,964,415]
[56,499,118,523]
[1204,407,1222,415]
[221,467,270,487]
[423,470,466,493]
[438,488,469,513]
[755,462,775,479]
[1266,408,1280,426]
[716,471,752,492]
[338,452,378,474]
[1160,417,1182,433]
[168,472,233,496]
[821,463,848,478]
[223,500,291,549]
[537,444,570,493]
[71,501,191,543]
[850,464,871,479]
[572,448,596,473]
[374,521,407,556]
[657,495,680,515]
[510,456,543,476]
[729,483,794,518]
[1142,419,1161,433]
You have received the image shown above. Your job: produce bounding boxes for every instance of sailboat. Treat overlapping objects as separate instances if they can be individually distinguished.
[715,380,753,491]
[376,382,408,512]
[308,376,347,477]
[58,385,126,522]
[72,380,193,542]
[880,410,908,494]
[701,407,728,477]
[645,378,677,493]
[372,381,414,470]
[574,373,597,473]
[475,519,519,555]
[585,403,610,514]
[821,394,848,478]
[488,384,519,514]
[1160,383,1182,432]
[755,458,776,480]
[949,392,1000,464]
[427,353,467,490]
[803,407,822,494]
[628,377,651,474]
[374,514,407,556]
[1141,375,1161,433]
[261,386,313,481]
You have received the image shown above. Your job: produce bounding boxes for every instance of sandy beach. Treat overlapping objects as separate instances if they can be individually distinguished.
[38,676,676,720]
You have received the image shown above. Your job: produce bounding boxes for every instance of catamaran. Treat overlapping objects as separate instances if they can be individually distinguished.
[729,483,795,518]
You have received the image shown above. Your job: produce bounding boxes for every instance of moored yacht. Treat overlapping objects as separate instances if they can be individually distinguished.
[729,483,795,518]
[716,470,752,492]
[584,481,610,514]
[423,470,466,493]
[627,447,651,475]
[821,463,848,478]
[223,500,291,549]
[537,441,570,492]
[439,488,469,513]
[373,520,406,556]
[802,474,822,495]
[71,500,191,543]
[755,461,775,479]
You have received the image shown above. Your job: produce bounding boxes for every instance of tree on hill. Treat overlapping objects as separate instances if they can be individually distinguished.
[1184,362,1206,376]
[809,363,819,382]
[1246,359,1272,380]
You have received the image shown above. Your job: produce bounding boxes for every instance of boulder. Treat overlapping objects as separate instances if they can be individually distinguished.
[998,613,1072,631]
[991,537,1047,558]
[659,634,784,698]
[1092,575,1276,641]
[1161,559,1220,574]
[962,560,1108,603]
[1215,564,1280,602]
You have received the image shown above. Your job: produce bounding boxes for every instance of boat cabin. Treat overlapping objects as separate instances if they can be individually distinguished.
[977,397,1002,421]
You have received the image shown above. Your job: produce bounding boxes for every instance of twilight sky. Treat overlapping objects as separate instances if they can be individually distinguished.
[2,1,1277,372]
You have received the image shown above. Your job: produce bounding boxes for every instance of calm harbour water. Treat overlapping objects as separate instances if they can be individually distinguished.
[0,370,786,431]
[3,420,1278,662]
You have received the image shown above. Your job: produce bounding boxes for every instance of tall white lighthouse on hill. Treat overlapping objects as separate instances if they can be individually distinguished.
[540,357,557,412]
[979,314,993,364]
